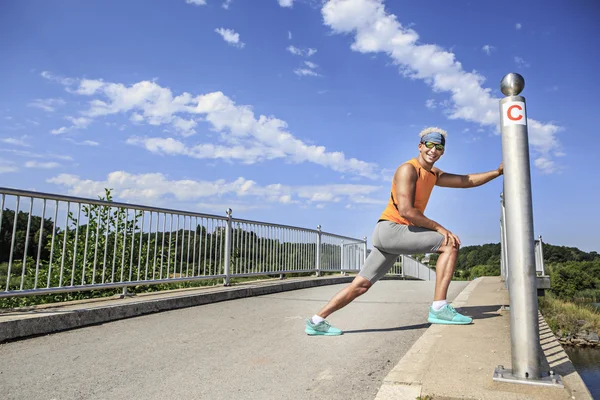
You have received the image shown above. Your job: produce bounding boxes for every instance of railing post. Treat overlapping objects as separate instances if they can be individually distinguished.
[493,73,558,387]
[223,208,232,286]
[315,225,321,277]
[401,255,405,278]
[363,236,367,269]
[538,235,545,276]
[340,240,344,275]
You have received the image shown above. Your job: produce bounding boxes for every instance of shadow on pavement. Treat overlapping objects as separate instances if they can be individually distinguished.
[457,305,503,321]
[343,322,431,334]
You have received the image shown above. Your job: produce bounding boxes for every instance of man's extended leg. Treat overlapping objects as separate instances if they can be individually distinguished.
[315,276,372,319]
[305,244,398,336]
[428,244,472,324]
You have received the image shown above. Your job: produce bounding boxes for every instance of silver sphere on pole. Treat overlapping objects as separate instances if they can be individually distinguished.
[500,73,525,96]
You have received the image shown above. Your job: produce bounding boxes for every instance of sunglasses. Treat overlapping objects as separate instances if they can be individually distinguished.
[422,141,444,151]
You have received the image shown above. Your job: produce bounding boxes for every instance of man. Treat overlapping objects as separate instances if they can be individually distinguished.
[305,127,503,336]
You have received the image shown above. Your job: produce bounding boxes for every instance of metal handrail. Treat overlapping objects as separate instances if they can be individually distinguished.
[0,186,436,300]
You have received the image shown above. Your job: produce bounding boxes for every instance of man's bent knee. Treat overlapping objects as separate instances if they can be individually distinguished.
[351,276,372,296]
[437,245,459,254]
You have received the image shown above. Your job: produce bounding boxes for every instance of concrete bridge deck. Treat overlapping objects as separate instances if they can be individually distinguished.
[0,277,593,399]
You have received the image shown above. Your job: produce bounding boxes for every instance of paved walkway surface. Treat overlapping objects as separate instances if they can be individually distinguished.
[0,279,467,400]
[0,276,592,400]
[376,277,593,400]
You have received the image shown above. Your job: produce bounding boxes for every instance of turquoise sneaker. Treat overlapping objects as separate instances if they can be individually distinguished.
[428,304,472,325]
[305,319,343,336]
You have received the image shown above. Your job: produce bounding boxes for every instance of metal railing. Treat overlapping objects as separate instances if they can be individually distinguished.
[500,192,547,288]
[0,187,438,299]
[0,187,370,298]
[400,255,436,280]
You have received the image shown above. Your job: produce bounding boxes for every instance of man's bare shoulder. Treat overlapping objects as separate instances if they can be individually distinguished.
[394,163,417,181]
[432,166,444,176]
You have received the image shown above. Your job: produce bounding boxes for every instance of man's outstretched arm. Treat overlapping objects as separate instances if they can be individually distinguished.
[434,162,503,189]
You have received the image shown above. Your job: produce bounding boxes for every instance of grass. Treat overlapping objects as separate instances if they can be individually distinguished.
[538,294,600,337]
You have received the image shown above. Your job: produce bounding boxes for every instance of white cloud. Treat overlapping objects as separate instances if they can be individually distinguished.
[482,45,494,55]
[1,136,30,147]
[215,28,245,48]
[321,0,563,172]
[222,0,232,9]
[0,161,18,174]
[304,61,318,69]
[41,71,75,86]
[64,138,100,146]
[286,45,317,57]
[25,161,60,169]
[1,148,73,161]
[172,117,198,136]
[287,45,303,56]
[186,0,207,5]
[425,99,436,109]
[43,73,379,179]
[294,68,321,77]
[28,98,66,112]
[127,136,287,164]
[50,116,92,135]
[534,157,556,174]
[47,171,383,207]
[516,23,522,30]
[75,79,105,95]
[514,56,530,68]
[288,31,292,40]
[278,0,294,7]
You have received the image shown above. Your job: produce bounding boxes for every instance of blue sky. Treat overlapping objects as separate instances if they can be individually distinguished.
[1,0,599,252]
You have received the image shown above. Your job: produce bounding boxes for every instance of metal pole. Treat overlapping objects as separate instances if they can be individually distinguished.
[315,225,321,277]
[223,208,232,286]
[493,73,558,386]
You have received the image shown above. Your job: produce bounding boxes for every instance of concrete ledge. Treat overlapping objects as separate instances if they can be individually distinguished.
[0,275,357,343]
[375,277,592,400]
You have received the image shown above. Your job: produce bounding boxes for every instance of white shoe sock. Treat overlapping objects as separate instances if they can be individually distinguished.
[311,315,325,324]
[432,300,448,311]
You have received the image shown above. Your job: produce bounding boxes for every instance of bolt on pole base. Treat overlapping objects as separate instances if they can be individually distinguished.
[492,366,563,388]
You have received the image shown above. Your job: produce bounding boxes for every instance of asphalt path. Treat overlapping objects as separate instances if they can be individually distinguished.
[0,280,468,400]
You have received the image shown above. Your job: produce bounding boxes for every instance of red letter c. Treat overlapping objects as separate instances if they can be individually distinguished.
[507,105,523,121]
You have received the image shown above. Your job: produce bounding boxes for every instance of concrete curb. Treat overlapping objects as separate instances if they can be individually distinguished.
[374,278,482,399]
[0,276,359,343]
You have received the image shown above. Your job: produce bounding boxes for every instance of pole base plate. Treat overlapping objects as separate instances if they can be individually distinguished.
[492,365,563,388]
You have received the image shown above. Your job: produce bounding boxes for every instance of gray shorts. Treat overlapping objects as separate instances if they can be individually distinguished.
[358,220,444,283]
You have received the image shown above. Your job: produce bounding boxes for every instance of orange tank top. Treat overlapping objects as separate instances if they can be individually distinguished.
[379,158,437,225]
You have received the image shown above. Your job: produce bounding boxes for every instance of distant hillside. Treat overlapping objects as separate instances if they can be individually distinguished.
[452,242,599,271]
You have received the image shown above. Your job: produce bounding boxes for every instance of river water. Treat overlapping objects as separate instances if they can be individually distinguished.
[563,304,600,398]
[564,346,600,399]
